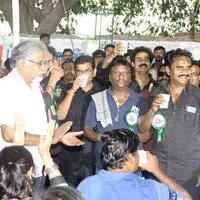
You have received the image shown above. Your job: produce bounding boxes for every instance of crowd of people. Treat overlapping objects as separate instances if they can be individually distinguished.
[0,33,199,200]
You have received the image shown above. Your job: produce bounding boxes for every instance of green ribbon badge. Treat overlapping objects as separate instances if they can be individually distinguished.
[152,112,167,143]
[125,106,140,132]
[54,87,62,98]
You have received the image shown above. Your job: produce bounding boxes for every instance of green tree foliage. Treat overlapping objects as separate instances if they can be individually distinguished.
[0,0,199,37]
[72,0,200,37]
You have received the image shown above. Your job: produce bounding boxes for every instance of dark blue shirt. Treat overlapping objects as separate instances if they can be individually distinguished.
[85,87,147,134]
[78,169,183,200]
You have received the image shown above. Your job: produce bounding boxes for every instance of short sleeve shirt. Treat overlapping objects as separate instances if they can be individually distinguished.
[78,169,184,200]
[58,81,104,161]
[85,88,147,134]
[146,83,200,180]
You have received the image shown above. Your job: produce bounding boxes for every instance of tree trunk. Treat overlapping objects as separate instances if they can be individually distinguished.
[19,0,34,34]
[0,0,80,34]
[191,0,200,41]
[0,0,13,29]
[35,0,80,35]
[0,0,34,34]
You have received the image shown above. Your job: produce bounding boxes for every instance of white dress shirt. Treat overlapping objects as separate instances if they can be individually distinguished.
[0,68,48,177]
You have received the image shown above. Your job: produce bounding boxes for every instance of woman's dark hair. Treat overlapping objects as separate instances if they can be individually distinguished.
[0,146,33,199]
[39,186,84,200]
[101,129,139,170]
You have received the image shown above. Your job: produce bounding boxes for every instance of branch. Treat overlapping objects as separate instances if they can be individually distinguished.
[42,0,53,16]
[35,0,80,34]
[23,0,44,23]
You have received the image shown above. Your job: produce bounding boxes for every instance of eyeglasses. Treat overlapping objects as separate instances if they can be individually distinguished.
[25,59,53,67]
[76,68,93,74]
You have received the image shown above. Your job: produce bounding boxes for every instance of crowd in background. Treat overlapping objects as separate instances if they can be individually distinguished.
[0,33,199,200]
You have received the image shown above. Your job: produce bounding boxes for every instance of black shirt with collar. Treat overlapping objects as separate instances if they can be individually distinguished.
[59,81,104,131]
[58,81,104,186]
[147,83,200,180]
[59,81,104,159]
[130,75,157,97]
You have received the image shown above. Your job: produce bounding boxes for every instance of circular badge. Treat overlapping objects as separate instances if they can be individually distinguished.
[152,113,166,129]
[126,112,138,126]
[55,87,62,98]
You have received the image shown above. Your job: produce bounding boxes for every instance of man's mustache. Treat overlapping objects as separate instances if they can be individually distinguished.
[160,77,169,81]
[139,64,148,68]
[178,74,189,78]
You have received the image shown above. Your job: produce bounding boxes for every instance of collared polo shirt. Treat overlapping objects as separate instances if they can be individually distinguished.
[78,169,183,200]
[0,68,48,177]
[147,84,200,180]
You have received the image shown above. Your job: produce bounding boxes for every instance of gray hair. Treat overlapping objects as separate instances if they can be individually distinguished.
[10,40,48,69]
